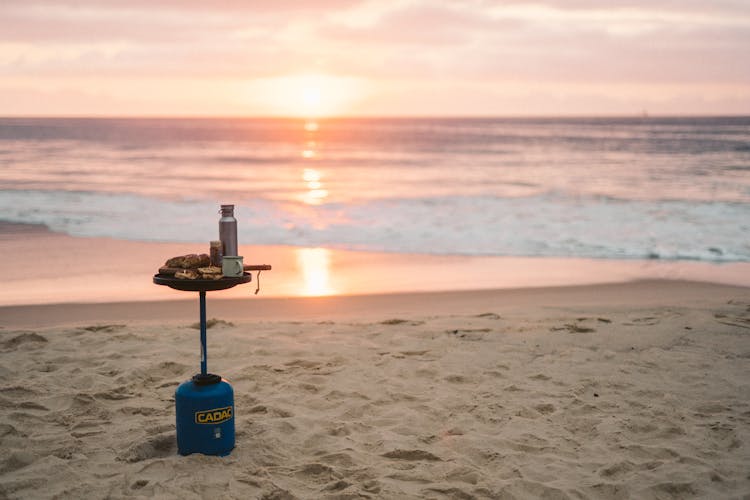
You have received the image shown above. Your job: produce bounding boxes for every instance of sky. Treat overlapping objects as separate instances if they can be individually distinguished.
[1,0,749,117]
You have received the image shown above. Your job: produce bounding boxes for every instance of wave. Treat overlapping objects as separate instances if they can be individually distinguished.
[1,189,748,263]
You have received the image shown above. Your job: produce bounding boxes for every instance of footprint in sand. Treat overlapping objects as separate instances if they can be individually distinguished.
[475,312,501,320]
[153,361,190,377]
[294,462,342,484]
[1,332,48,350]
[623,316,660,326]
[447,328,490,341]
[281,358,345,375]
[381,449,442,461]
[79,324,126,333]
[381,318,425,326]
[416,368,439,378]
[622,310,682,327]
[321,480,352,493]
[534,403,556,415]
[284,359,323,370]
[17,401,48,411]
[714,310,750,330]
[130,479,149,490]
[118,432,176,462]
[318,451,357,467]
[362,479,382,494]
[0,385,38,399]
[299,382,321,394]
[260,488,297,500]
[0,423,24,440]
[326,423,351,436]
[0,451,36,474]
[399,350,430,357]
[599,460,635,479]
[66,393,112,422]
[248,405,294,418]
[94,385,135,401]
[550,323,596,333]
[423,486,476,499]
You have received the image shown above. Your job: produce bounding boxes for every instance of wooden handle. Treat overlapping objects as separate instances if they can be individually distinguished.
[244,264,272,271]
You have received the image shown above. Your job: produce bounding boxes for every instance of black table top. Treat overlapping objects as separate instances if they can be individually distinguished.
[153,273,251,292]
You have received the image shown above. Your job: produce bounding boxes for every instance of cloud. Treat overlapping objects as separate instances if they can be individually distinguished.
[0,0,361,13]
[0,0,748,115]
[320,4,509,46]
[438,24,750,85]
[0,3,283,44]
[316,1,750,84]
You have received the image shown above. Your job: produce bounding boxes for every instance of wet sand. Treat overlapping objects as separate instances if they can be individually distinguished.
[1,222,749,306]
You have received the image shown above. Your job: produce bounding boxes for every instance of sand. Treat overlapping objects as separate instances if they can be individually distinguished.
[1,280,749,499]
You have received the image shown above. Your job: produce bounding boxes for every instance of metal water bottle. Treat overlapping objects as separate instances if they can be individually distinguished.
[219,204,238,257]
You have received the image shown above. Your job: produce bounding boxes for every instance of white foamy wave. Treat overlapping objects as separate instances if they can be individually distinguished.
[1,190,748,262]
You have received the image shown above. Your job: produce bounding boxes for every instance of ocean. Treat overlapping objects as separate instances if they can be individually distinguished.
[1,116,749,262]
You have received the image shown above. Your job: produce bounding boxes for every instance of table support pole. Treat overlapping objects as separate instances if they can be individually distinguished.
[199,290,207,376]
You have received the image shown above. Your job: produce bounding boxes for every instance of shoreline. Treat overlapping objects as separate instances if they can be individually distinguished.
[1,222,749,308]
[2,279,748,329]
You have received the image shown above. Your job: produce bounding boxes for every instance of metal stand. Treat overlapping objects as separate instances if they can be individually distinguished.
[153,273,252,378]
[199,290,207,376]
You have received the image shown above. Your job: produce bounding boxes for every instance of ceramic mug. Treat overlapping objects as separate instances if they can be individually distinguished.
[222,256,244,277]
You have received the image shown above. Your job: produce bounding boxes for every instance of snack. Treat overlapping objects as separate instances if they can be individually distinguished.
[197,266,223,280]
[165,254,210,269]
[175,269,200,280]
[162,255,232,279]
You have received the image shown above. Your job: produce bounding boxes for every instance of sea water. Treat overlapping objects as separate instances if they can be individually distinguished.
[0,116,748,262]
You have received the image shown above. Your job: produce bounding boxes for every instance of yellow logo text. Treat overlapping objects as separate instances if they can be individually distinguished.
[195,406,233,424]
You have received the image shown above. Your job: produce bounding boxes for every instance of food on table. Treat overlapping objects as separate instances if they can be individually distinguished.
[166,254,210,269]
[162,255,223,279]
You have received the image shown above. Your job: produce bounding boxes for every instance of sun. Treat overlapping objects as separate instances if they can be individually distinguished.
[302,83,322,110]
[251,73,366,117]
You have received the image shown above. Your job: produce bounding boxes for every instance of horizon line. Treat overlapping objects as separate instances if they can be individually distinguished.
[1,113,750,120]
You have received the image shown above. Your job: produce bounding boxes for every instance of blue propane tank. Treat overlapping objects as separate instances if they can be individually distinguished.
[175,374,235,456]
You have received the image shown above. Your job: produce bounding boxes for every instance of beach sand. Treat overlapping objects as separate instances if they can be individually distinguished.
[1,280,749,499]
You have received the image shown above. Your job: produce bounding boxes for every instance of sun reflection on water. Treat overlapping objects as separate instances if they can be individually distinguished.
[300,121,329,205]
[296,247,335,296]
[303,168,321,182]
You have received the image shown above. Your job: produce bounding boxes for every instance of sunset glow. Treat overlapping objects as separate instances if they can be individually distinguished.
[252,74,366,117]
[296,247,335,296]
[1,0,747,116]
